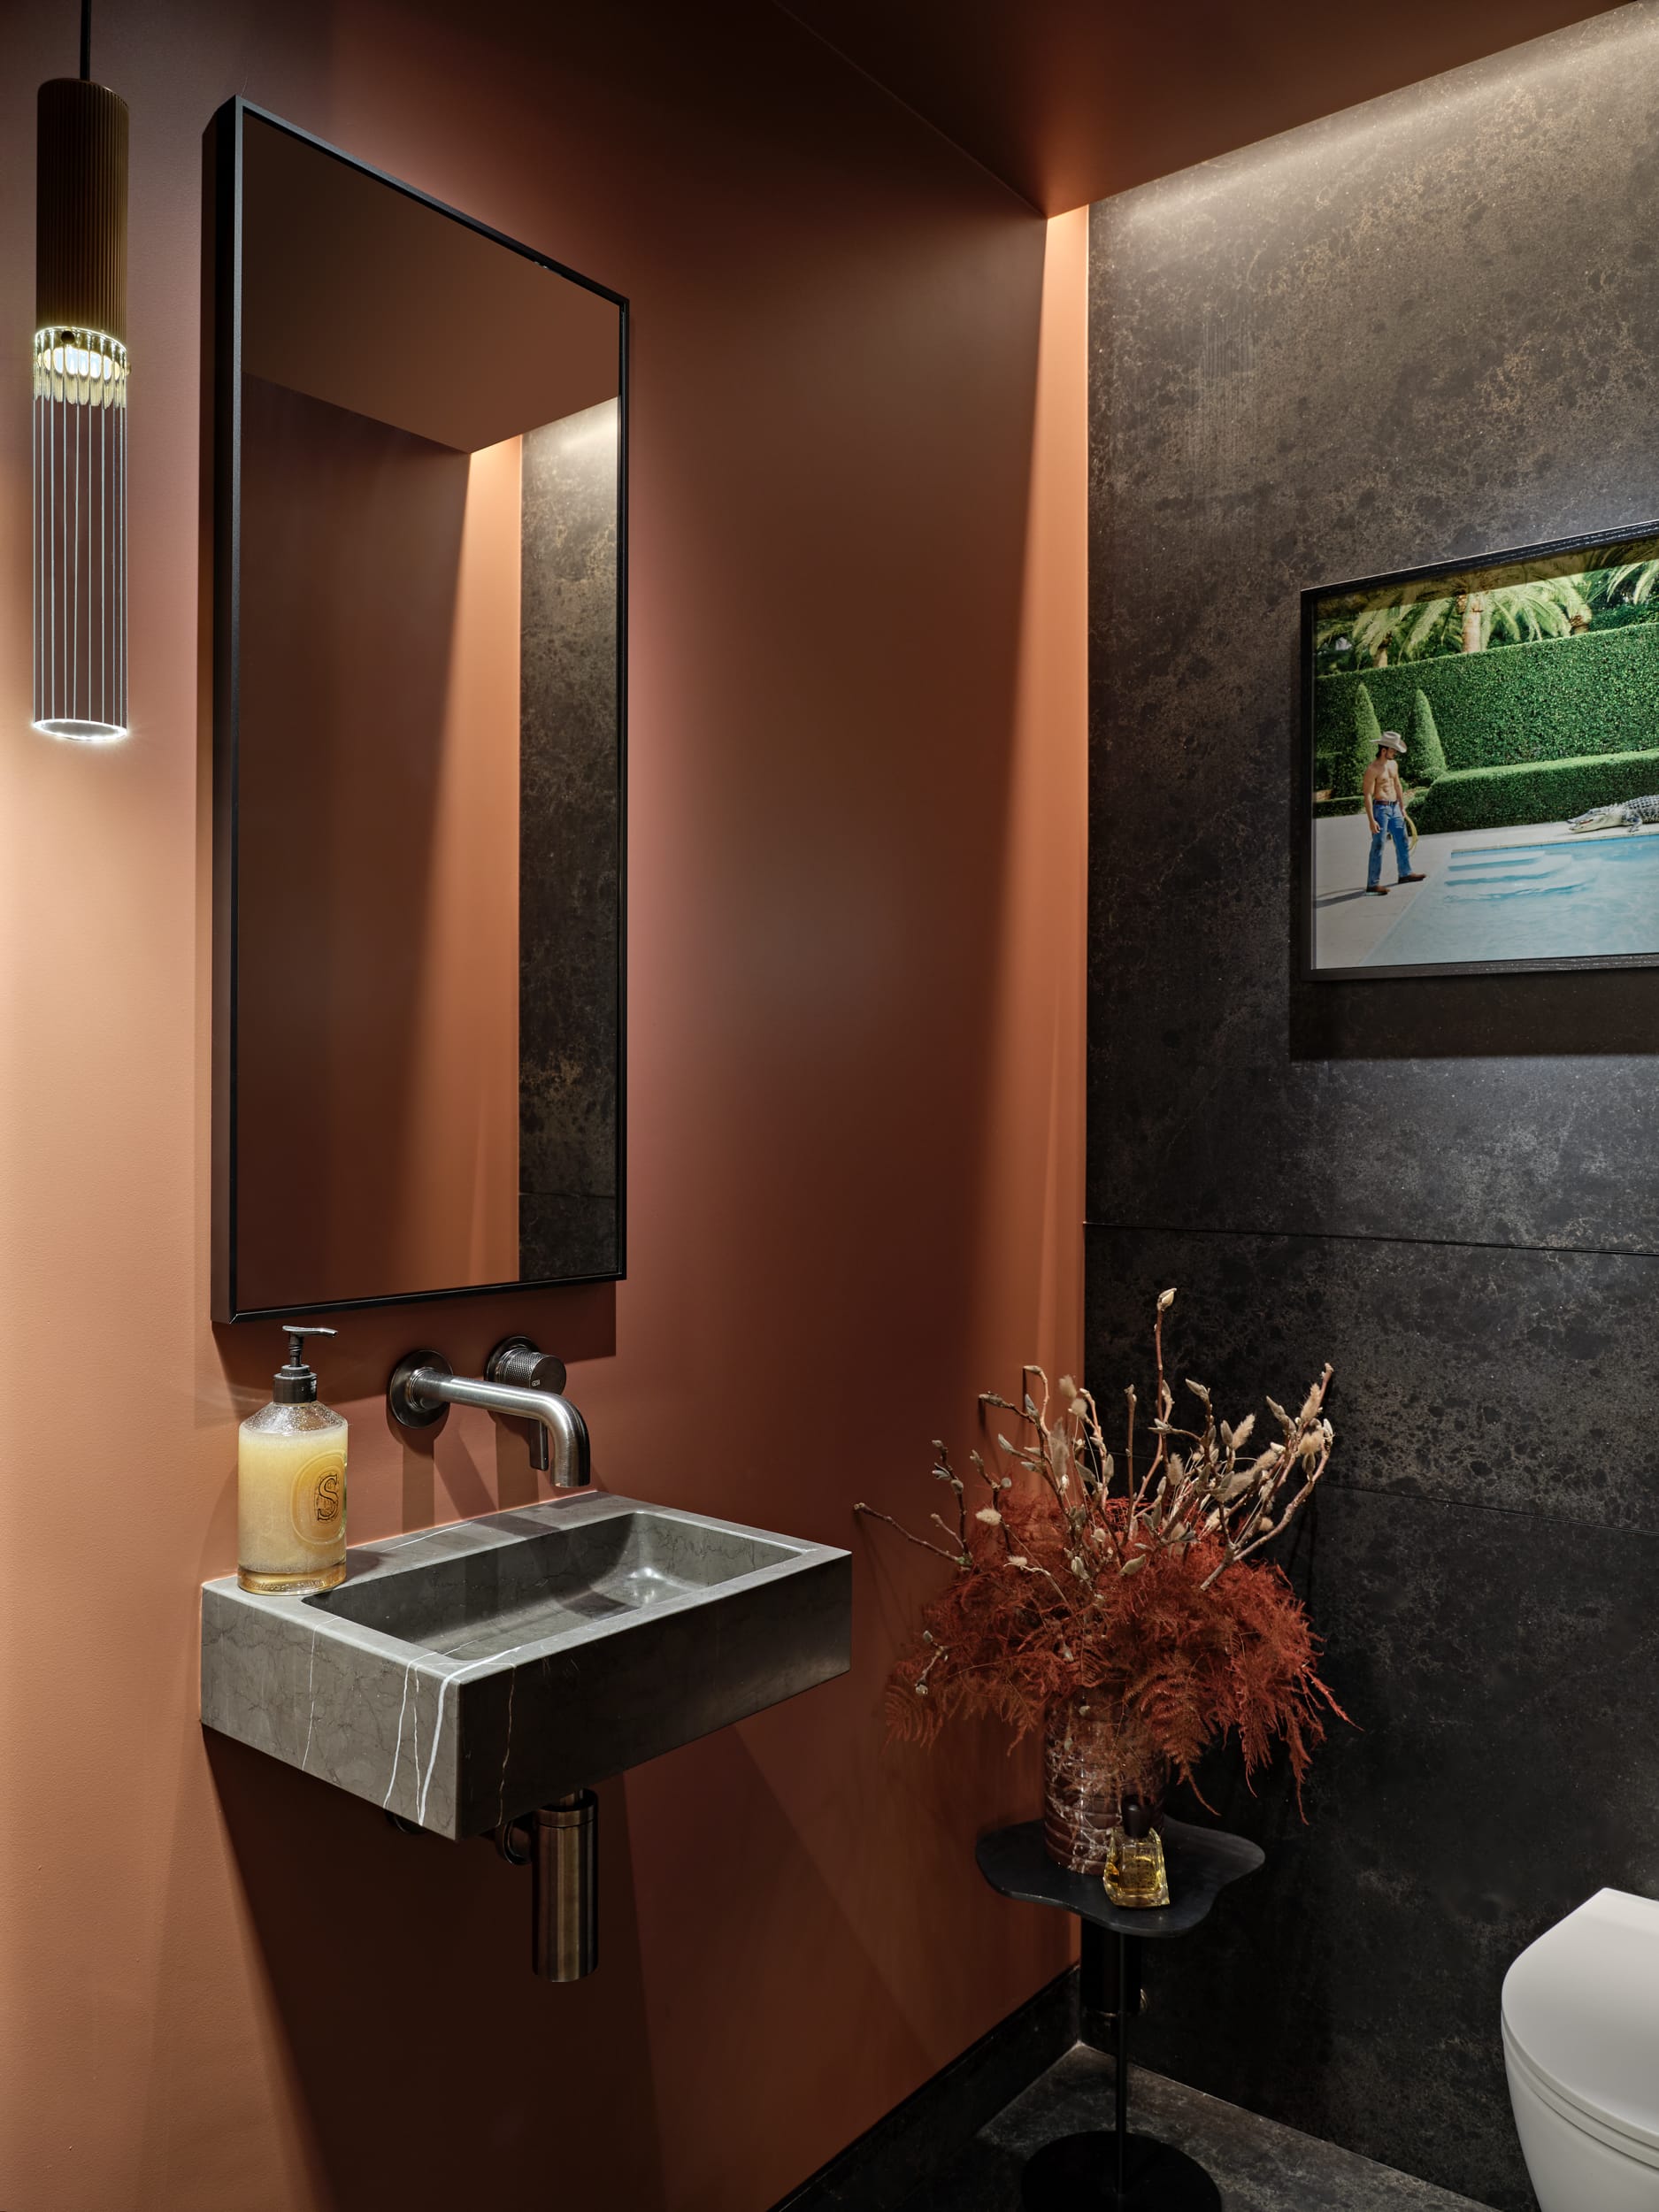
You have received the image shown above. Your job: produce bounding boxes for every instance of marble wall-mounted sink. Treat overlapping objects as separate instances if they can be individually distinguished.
[201,1495,851,1838]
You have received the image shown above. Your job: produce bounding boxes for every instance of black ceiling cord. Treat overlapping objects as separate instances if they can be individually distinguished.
[79,0,91,81]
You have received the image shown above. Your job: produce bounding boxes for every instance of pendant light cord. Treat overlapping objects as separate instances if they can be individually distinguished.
[79,0,91,81]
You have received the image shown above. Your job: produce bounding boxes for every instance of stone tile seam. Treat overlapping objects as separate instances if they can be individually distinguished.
[1302,1475,1659,1540]
[1067,1394,1659,1538]
[1084,1218,1659,1269]
[1084,1224,1659,1541]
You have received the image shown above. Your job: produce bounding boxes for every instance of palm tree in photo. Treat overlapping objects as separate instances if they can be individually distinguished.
[1601,557,1659,611]
[1341,605,1396,666]
[1394,591,1460,658]
[1336,582,1452,666]
[1338,588,1467,663]
[1448,574,1593,652]
[1483,574,1593,647]
[1319,565,1603,671]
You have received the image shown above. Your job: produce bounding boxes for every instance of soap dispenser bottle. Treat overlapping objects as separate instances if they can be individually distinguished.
[237,1325,349,1594]
[1102,1795,1170,1909]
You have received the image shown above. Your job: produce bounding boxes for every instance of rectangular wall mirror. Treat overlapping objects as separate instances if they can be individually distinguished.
[206,103,626,1322]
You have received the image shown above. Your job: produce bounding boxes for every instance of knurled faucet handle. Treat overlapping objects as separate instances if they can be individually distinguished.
[486,1337,567,1396]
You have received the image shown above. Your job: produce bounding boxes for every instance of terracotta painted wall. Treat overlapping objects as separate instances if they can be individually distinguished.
[0,2,1086,2206]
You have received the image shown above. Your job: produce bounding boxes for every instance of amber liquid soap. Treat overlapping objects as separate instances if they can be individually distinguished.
[238,1326,349,1594]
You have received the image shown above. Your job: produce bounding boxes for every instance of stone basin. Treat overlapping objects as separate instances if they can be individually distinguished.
[200,1494,851,1839]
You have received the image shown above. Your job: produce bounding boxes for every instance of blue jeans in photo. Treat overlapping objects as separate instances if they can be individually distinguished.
[1368,799,1411,888]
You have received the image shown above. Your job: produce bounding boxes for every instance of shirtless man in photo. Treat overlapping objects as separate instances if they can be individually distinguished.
[1364,732,1426,895]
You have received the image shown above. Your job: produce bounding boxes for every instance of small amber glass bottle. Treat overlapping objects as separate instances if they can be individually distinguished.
[1102,1795,1170,1909]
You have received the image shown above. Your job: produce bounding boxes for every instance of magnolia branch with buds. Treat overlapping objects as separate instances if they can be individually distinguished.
[856,1287,1334,1609]
[964,1291,1333,1595]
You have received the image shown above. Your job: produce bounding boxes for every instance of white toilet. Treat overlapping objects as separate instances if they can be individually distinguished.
[1503,1888,1659,2210]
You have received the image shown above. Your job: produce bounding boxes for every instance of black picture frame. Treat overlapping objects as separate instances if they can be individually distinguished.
[204,98,630,1321]
[1299,517,1659,985]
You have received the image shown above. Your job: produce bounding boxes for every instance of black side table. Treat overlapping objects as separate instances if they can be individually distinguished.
[977,1816,1264,2209]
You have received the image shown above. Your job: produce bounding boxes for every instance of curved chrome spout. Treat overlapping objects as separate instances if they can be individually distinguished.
[387,1343,592,1488]
[413,1371,589,1486]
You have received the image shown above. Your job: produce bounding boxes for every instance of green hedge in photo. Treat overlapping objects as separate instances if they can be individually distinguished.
[1409,689,1448,781]
[1409,746,1659,834]
[1344,686,1383,795]
[1322,689,1371,799]
[1313,621,1659,773]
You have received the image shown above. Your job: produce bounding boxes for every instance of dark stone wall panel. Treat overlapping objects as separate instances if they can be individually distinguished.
[1087,7,1659,1255]
[1086,1225,1659,1533]
[1112,1476,1659,2211]
[1087,12,1659,2202]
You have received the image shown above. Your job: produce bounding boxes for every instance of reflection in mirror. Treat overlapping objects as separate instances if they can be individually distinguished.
[211,107,626,1319]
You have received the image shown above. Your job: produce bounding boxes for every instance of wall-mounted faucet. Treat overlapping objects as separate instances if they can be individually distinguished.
[387,1337,591,1487]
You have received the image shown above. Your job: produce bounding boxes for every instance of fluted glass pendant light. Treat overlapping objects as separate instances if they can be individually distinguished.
[33,0,128,743]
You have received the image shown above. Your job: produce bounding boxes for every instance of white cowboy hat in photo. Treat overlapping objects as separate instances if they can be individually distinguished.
[1379,732,1407,752]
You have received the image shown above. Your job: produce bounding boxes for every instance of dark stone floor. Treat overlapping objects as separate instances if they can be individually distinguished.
[897,2046,1495,2211]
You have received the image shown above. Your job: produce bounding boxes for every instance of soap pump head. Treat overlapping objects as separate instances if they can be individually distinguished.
[273,1325,336,1404]
[1120,1794,1153,1840]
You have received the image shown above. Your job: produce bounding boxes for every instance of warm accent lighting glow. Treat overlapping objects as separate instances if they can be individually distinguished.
[34,25,130,744]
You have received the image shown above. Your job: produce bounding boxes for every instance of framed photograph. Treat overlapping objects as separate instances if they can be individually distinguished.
[1301,520,1659,980]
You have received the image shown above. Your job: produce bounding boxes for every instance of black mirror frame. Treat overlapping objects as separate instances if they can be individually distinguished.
[204,97,629,1322]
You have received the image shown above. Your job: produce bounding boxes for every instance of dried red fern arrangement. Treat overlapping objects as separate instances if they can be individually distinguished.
[857,1291,1348,1809]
